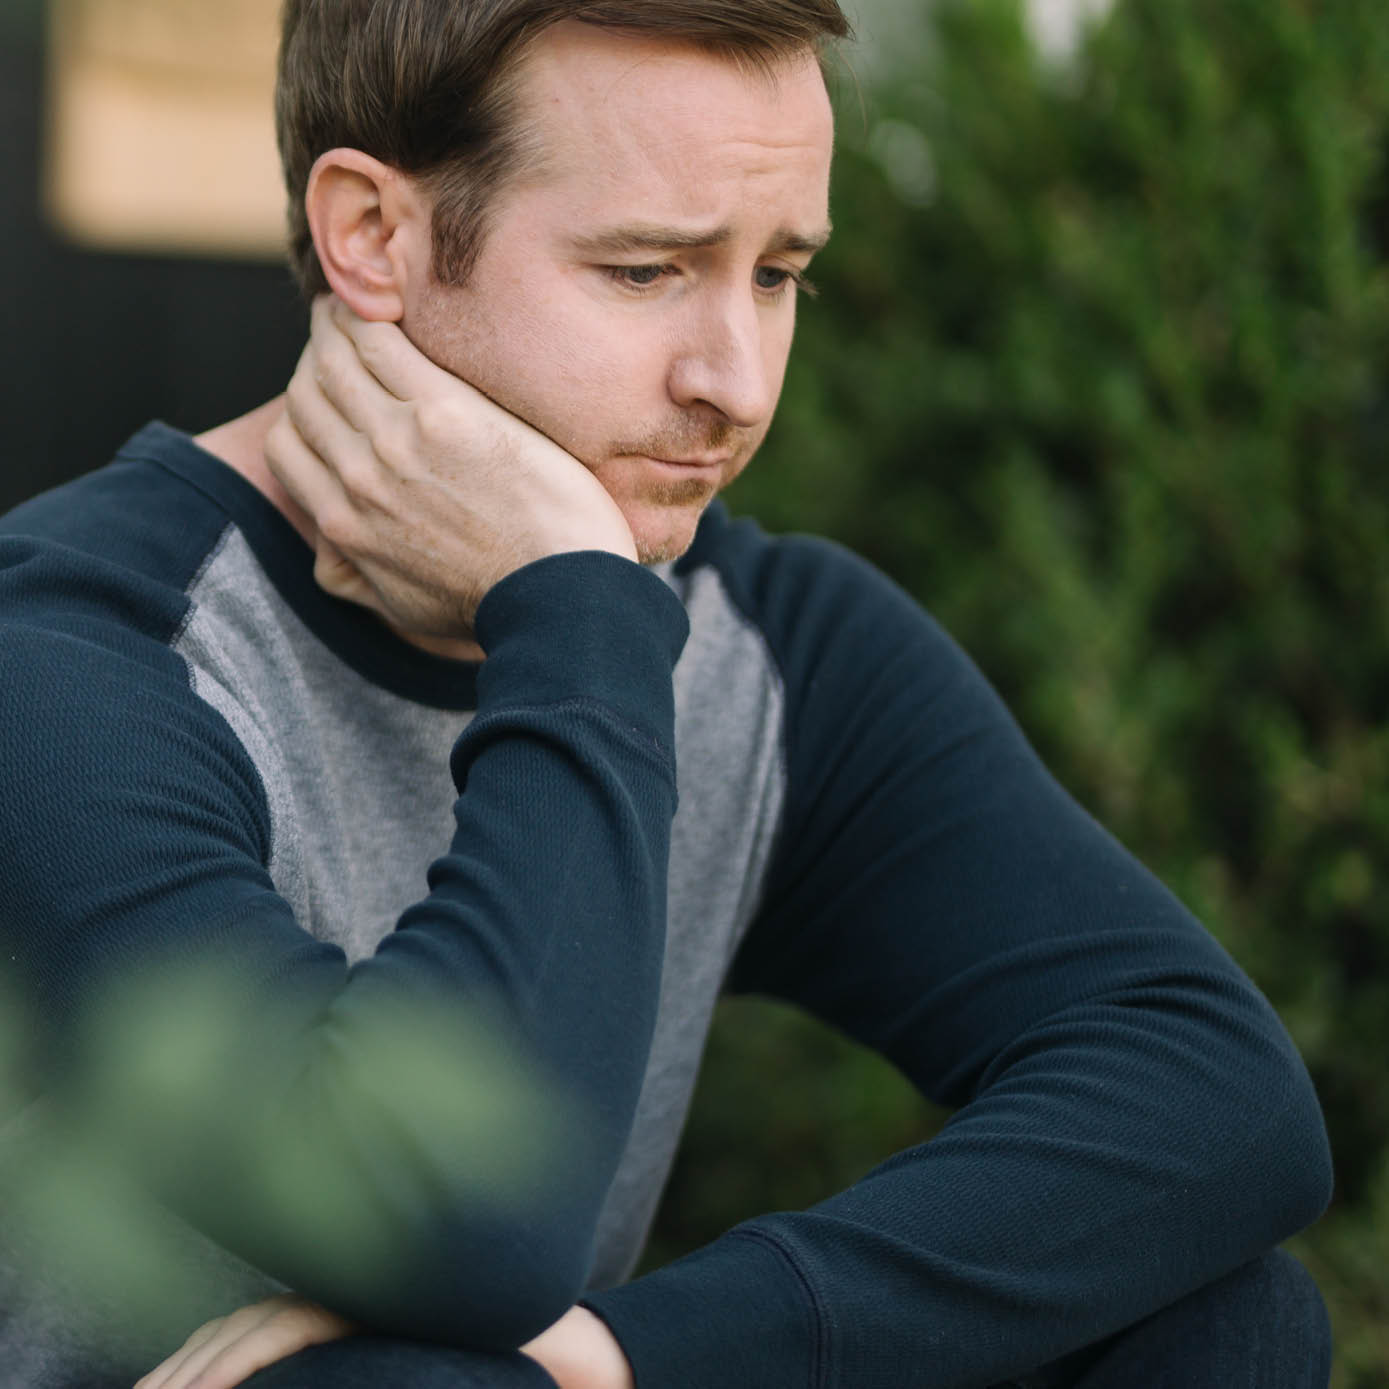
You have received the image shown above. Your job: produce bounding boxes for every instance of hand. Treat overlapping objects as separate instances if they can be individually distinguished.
[134,1298,632,1389]
[133,1295,354,1389]
[265,297,638,643]
[522,1305,636,1389]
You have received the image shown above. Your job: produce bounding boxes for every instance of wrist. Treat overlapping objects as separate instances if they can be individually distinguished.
[523,1305,635,1389]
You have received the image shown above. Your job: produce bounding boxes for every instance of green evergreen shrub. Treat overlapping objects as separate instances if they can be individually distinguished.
[651,2,1389,1381]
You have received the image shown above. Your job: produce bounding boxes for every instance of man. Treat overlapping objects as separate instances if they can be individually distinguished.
[0,2,1333,1386]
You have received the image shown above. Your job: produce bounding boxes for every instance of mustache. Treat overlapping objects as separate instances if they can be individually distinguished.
[608,417,741,460]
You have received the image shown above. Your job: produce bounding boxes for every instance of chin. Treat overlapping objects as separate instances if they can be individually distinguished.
[624,498,710,566]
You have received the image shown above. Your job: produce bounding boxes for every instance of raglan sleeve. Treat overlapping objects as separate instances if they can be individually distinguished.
[581,534,1332,1388]
[0,542,688,1353]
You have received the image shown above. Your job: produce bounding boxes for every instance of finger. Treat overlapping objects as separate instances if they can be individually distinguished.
[136,1307,268,1389]
[330,296,488,409]
[146,1323,254,1389]
[306,296,406,440]
[183,1306,354,1389]
[264,411,357,553]
[134,1318,227,1389]
[313,541,390,619]
[143,1296,314,1389]
[284,347,382,490]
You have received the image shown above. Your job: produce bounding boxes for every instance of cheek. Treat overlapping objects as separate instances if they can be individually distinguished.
[416,304,596,449]
[408,275,677,462]
[500,312,671,452]
[766,311,797,394]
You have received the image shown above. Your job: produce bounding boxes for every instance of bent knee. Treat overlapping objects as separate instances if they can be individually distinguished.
[1074,1248,1331,1389]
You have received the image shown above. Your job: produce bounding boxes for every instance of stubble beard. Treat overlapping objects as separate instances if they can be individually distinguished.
[627,478,721,564]
[606,417,755,563]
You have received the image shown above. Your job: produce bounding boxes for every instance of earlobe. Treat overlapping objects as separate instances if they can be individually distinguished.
[305,149,427,322]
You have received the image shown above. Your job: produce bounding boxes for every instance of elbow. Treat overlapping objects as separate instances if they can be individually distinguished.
[442,1216,593,1350]
[1176,966,1335,1244]
[462,1243,590,1350]
[349,1205,594,1351]
[1276,1064,1334,1233]
[1234,1038,1334,1245]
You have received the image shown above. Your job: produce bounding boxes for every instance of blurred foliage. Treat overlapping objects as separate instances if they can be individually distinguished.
[0,957,565,1373]
[651,0,1389,1383]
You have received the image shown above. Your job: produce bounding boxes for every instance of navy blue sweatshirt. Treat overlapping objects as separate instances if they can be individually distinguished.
[0,425,1331,1386]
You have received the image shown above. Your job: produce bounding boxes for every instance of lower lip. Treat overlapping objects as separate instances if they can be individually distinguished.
[639,457,726,477]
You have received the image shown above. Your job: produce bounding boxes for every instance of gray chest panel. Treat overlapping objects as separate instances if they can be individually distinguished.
[176,531,787,1287]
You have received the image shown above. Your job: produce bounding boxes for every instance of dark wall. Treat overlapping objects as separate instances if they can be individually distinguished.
[1,4,307,514]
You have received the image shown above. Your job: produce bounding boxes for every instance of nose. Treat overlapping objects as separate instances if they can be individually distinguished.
[667,291,776,430]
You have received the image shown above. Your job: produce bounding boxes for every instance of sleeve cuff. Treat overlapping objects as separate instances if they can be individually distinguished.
[582,1230,822,1389]
[474,552,690,744]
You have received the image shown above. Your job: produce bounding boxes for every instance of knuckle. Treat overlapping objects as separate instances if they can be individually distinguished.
[377,416,418,474]
[355,322,394,369]
[263,416,291,462]
[315,504,355,551]
[412,397,458,447]
[345,468,388,517]
[313,342,352,399]
[283,369,312,420]
[333,450,372,496]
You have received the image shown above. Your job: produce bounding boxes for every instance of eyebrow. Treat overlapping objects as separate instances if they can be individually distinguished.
[568,222,833,257]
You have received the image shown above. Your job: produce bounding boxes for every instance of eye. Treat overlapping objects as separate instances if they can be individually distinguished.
[608,264,675,292]
[755,265,818,299]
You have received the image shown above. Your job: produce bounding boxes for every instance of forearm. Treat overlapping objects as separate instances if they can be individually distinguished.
[575,533,1331,1385]
[585,957,1330,1387]
[7,551,687,1351]
[199,553,687,1344]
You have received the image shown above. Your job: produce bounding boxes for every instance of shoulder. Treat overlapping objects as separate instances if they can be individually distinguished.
[0,592,276,1005]
[0,433,276,858]
[3,426,233,560]
[679,502,926,633]
[0,424,242,646]
[676,502,1002,742]
[0,598,268,834]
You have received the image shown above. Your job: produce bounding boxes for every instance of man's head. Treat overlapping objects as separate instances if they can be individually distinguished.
[278,0,849,297]
[278,3,848,562]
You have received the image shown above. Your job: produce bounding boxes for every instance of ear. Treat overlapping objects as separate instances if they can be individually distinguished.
[305,149,430,322]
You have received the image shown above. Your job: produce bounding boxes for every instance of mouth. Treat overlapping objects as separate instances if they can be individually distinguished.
[640,455,734,473]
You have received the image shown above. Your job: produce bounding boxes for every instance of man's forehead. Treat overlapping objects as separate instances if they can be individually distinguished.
[511,23,835,175]
[567,221,833,258]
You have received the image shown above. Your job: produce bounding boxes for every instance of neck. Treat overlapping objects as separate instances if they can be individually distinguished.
[195,401,485,662]
[196,397,312,541]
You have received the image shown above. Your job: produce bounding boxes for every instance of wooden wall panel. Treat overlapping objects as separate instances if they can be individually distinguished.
[45,0,285,258]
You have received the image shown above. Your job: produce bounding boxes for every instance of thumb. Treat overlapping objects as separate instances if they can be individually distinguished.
[314,541,384,615]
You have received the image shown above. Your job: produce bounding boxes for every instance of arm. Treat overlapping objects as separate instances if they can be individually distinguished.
[582,534,1332,1387]
[0,344,687,1353]
[135,1299,629,1389]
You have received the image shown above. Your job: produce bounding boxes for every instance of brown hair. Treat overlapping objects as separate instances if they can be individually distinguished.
[276,0,852,299]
